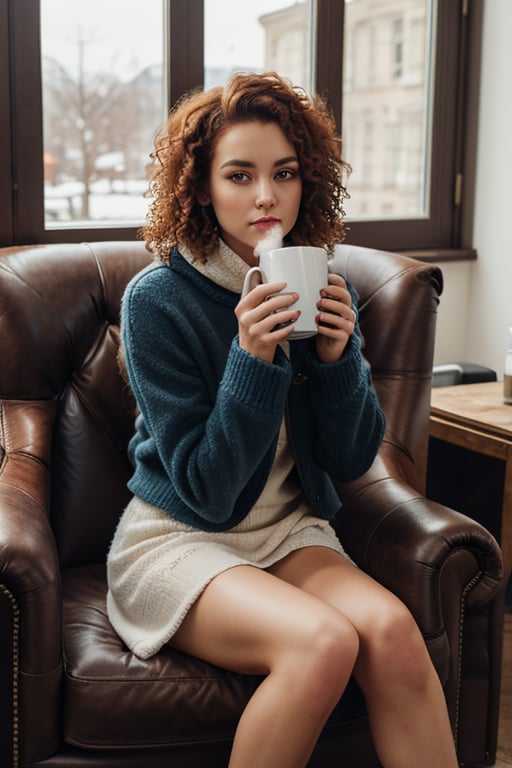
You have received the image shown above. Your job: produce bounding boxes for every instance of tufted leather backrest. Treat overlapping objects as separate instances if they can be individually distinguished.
[332,244,442,492]
[0,242,152,568]
[0,241,442,569]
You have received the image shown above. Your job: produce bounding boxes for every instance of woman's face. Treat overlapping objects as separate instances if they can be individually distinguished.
[204,120,302,265]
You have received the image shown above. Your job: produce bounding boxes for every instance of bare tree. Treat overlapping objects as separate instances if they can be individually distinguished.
[42,26,162,219]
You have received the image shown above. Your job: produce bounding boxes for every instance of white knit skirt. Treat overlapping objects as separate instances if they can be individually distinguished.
[106,495,349,660]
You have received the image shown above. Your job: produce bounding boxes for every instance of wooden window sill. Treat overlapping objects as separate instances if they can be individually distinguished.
[399,248,477,263]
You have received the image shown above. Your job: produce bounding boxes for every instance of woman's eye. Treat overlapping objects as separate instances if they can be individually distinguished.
[229,172,250,183]
[275,168,297,180]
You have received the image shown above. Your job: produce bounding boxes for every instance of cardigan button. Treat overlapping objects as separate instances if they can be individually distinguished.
[292,372,308,385]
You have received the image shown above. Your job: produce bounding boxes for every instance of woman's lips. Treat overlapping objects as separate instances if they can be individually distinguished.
[251,217,281,231]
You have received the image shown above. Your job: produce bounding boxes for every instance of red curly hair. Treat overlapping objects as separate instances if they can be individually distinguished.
[143,71,351,262]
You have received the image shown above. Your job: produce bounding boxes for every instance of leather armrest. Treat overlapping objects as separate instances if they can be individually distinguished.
[0,400,62,761]
[334,467,504,744]
[333,470,504,637]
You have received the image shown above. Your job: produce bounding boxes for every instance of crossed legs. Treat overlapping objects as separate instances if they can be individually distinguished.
[171,546,459,768]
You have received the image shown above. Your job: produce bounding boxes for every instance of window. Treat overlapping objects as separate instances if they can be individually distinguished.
[0,0,202,244]
[204,0,314,92]
[331,0,474,252]
[41,0,165,229]
[342,2,432,222]
[0,0,477,256]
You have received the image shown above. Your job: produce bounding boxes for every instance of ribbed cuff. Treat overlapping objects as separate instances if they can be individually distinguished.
[308,334,368,403]
[219,338,292,413]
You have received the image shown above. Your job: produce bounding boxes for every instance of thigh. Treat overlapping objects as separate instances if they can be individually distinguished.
[268,546,412,640]
[170,564,346,676]
[272,547,441,700]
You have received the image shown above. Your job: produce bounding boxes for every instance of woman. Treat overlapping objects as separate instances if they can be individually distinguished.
[107,71,458,768]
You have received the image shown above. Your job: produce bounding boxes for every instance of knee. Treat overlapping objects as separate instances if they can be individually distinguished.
[288,610,360,702]
[365,602,433,691]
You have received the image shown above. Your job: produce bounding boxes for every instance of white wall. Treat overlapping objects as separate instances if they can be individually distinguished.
[433,0,512,378]
[433,260,472,365]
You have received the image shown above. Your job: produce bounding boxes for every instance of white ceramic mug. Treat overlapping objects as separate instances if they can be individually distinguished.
[242,246,329,340]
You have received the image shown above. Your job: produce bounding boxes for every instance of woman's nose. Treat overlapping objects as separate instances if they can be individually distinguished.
[255,181,276,209]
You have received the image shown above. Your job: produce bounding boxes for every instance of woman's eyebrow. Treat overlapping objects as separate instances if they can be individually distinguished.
[274,156,299,166]
[220,155,298,170]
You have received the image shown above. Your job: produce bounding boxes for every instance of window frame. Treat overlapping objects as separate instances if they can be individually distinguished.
[0,0,477,256]
[315,0,472,253]
[2,0,204,245]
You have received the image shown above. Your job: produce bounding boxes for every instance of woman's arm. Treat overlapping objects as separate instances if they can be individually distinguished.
[304,332,385,482]
[122,271,292,524]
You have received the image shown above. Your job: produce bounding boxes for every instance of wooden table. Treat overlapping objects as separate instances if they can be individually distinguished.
[430,381,512,578]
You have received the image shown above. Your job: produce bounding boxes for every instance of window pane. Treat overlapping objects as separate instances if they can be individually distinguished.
[204,0,314,91]
[40,0,165,229]
[342,0,435,221]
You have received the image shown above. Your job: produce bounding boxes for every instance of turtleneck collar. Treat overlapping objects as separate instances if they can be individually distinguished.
[178,240,250,295]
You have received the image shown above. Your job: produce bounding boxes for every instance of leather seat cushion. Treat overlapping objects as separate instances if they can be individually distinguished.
[62,564,367,750]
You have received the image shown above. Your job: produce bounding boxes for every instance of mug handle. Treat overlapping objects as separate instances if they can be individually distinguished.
[241,266,265,297]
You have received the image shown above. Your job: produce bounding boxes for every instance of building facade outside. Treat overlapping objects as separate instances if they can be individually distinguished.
[261,0,431,221]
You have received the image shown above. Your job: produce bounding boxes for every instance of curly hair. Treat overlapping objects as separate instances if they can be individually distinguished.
[143,71,351,262]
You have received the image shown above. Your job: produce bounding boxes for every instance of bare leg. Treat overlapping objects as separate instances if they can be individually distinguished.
[171,564,359,768]
[269,547,459,768]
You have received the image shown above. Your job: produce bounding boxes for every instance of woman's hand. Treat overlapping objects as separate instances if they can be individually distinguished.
[235,281,300,363]
[315,273,356,364]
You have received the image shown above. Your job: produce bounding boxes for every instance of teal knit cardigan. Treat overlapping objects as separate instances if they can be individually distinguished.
[120,248,385,532]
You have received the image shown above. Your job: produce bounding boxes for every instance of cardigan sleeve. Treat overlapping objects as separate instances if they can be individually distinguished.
[121,268,293,526]
[298,332,385,483]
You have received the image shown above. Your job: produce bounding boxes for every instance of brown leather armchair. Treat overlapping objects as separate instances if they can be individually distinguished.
[0,241,503,768]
